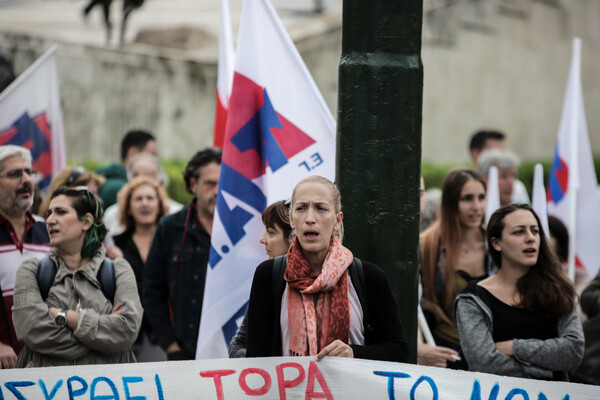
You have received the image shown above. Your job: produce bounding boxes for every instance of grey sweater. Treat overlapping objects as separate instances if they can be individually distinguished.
[455,283,584,380]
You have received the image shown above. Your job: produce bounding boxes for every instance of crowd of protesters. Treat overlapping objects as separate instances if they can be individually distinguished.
[0,127,598,386]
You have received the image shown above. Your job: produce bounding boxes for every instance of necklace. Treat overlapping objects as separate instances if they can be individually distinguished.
[461,242,484,254]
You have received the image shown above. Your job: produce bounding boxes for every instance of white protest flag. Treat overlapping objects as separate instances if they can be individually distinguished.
[547,38,600,279]
[0,45,66,191]
[485,166,500,225]
[196,0,336,358]
[212,0,235,148]
[531,163,549,239]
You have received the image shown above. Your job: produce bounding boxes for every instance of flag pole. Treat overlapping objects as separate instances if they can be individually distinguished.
[417,305,435,346]
[532,163,550,240]
[567,38,581,283]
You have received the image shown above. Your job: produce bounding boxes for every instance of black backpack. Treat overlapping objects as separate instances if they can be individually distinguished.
[36,256,116,303]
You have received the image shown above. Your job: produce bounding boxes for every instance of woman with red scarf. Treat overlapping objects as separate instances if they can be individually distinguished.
[245,176,408,362]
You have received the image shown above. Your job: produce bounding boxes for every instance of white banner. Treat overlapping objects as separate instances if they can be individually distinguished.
[0,357,596,399]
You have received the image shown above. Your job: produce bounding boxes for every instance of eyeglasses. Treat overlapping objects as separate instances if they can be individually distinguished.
[66,166,86,186]
[0,168,38,180]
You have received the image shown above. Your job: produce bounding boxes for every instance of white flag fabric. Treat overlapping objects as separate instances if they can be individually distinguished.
[531,163,550,240]
[196,0,336,359]
[0,45,66,191]
[213,0,235,148]
[547,38,600,278]
[485,166,500,225]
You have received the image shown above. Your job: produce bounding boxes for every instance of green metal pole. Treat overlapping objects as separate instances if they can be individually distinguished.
[336,0,423,363]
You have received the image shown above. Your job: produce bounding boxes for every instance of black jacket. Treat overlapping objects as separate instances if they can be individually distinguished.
[245,258,408,362]
[142,204,210,356]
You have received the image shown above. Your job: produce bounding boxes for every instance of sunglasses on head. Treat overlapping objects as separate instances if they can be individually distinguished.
[66,166,86,187]
[73,186,99,219]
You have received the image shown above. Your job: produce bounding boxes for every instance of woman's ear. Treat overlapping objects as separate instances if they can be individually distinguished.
[490,237,501,252]
[82,214,93,231]
[334,211,343,230]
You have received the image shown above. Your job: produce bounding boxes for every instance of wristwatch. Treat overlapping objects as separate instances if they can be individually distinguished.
[55,309,67,327]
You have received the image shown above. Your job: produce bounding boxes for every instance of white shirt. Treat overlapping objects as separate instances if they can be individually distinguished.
[280,277,364,356]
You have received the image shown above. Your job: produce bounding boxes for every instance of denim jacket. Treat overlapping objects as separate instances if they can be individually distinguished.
[142,203,210,356]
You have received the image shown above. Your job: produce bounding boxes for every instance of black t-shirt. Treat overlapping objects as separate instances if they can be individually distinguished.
[478,286,558,342]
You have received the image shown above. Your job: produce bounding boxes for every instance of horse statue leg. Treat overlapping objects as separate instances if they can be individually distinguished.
[102,0,113,44]
[120,0,145,45]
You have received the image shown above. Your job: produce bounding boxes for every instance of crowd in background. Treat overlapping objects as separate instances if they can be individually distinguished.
[0,126,599,386]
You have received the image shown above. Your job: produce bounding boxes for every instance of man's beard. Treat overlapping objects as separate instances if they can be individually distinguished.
[198,196,216,217]
[0,184,34,215]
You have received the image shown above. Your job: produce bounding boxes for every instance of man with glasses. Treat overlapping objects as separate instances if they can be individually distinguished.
[0,145,51,369]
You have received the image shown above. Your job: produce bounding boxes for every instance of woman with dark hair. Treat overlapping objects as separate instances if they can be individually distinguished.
[455,204,583,380]
[420,168,491,368]
[12,186,142,367]
[229,200,293,358]
[245,176,407,361]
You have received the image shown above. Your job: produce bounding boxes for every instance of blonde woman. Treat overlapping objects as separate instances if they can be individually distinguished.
[246,176,407,362]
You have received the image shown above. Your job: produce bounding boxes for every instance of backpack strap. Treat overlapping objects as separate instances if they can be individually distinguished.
[0,281,14,348]
[36,256,57,301]
[36,256,115,303]
[348,257,373,337]
[97,259,116,303]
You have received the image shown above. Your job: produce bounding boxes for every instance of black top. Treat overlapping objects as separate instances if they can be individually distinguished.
[113,229,150,338]
[478,286,558,342]
[113,230,144,297]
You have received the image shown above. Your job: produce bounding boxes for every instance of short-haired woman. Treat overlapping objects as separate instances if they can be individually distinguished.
[229,200,293,358]
[12,186,142,367]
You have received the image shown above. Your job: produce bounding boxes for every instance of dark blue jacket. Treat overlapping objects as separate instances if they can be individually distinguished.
[142,203,210,356]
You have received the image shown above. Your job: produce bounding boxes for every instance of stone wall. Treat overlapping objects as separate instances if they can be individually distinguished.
[1,0,599,165]
[0,19,342,162]
[421,0,600,163]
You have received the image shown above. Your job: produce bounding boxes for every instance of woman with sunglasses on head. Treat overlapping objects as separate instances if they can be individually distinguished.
[229,200,293,358]
[455,204,583,380]
[38,166,125,260]
[11,186,142,367]
[245,176,407,361]
[420,168,491,369]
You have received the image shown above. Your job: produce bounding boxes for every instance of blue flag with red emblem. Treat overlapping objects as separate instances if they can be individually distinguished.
[196,0,336,359]
[0,45,66,192]
[547,38,600,279]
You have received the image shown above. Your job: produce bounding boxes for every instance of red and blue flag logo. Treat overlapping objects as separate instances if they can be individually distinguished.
[547,147,569,205]
[0,111,52,190]
[210,73,316,270]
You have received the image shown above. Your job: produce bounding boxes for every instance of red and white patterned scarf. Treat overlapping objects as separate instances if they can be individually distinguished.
[284,236,354,356]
